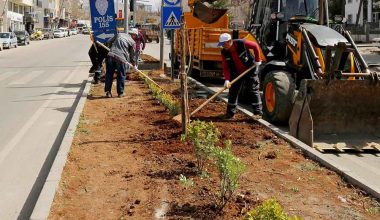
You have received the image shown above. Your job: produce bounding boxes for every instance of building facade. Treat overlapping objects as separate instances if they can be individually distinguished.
[345,0,373,25]
[0,0,34,32]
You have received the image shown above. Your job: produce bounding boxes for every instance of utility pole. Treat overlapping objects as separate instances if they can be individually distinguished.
[159,0,164,69]
[124,0,129,33]
[180,0,189,134]
[171,29,175,80]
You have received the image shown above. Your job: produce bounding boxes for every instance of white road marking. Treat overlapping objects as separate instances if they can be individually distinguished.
[0,71,18,82]
[0,67,79,164]
[42,70,70,84]
[8,70,44,85]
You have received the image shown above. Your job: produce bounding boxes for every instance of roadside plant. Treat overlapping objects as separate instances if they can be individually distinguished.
[141,74,180,116]
[181,120,220,173]
[179,174,194,188]
[243,198,301,220]
[211,140,246,209]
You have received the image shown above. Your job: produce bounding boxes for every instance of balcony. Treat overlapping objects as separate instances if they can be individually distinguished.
[12,0,33,7]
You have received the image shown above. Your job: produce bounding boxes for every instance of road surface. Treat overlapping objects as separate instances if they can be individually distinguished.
[0,35,91,219]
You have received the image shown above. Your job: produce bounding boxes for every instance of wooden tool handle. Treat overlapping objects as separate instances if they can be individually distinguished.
[96,41,165,91]
[190,64,256,117]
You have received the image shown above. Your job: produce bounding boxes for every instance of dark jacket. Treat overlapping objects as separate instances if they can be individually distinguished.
[107,33,136,65]
[221,39,255,75]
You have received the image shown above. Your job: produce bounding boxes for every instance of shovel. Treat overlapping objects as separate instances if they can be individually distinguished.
[96,41,166,91]
[172,64,256,123]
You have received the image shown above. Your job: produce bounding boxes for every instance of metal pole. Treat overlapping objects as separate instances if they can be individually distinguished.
[159,0,164,69]
[124,0,129,33]
[180,1,189,134]
[133,0,137,26]
[171,29,175,80]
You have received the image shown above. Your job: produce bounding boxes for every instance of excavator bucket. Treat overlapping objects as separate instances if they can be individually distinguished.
[289,79,380,152]
[193,2,228,24]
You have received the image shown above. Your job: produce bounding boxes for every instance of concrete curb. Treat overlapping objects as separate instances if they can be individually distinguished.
[30,76,93,220]
[188,77,380,200]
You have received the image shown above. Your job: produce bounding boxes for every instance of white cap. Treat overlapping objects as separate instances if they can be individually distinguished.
[218,33,231,47]
[131,28,138,35]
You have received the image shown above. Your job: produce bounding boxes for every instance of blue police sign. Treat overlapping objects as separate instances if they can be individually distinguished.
[162,7,181,29]
[90,0,116,43]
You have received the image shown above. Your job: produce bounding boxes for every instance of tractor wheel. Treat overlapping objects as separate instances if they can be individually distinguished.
[263,71,296,124]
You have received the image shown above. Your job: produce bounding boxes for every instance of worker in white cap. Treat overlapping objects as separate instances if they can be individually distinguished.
[129,28,146,67]
[218,33,263,118]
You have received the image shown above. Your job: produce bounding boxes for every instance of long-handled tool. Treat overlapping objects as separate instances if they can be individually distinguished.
[96,41,166,91]
[172,64,257,123]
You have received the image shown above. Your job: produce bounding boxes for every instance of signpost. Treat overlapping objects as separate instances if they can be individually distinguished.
[89,0,117,43]
[161,0,188,134]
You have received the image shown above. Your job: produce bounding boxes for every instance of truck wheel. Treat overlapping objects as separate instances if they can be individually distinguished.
[263,71,296,124]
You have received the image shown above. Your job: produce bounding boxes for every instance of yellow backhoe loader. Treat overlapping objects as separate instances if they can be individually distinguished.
[248,0,380,151]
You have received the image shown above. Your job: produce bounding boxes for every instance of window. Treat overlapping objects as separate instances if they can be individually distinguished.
[347,0,352,3]
[14,4,19,13]
[8,2,13,11]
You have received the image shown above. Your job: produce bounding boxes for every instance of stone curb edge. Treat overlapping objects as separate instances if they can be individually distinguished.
[30,76,93,220]
[187,77,380,200]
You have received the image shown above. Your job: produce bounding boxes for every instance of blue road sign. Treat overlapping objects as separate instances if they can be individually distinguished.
[162,7,181,29]
[164,0,180,6]
[90,0,116,43]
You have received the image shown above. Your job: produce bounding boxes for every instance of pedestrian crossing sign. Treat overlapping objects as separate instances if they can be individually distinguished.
[162,7,181,29]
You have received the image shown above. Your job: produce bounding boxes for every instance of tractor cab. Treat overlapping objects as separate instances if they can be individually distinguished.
[249,0,326,62]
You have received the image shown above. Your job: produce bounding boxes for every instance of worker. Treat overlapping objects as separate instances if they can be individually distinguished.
[129,28,145,67]
[88,42,109,84]
[218,33,263,119]
[104,32,137,98]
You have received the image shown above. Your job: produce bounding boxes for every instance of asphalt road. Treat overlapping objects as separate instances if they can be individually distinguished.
[0,35,91,219]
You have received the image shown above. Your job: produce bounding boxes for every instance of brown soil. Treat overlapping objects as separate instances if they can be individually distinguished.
[49,72,380,219]
[141,54,159,63]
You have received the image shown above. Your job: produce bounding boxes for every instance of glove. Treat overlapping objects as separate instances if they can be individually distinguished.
[255,61,262,74]
[224,80,231,88]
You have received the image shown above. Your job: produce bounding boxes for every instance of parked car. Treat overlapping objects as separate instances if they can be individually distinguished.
[82,28,93,35]
[53,29,65,38]
[59,28,69,37]
[70,28,78,35]
[0,32,18,49]
[42,28,54,39]
[14,30,30,45]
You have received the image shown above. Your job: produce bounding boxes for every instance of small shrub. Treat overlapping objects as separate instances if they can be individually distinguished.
[244,198,301,220]
[181,120,220,173]
[179,174,194,188]
[295,162,319,172]
[140,72,180,116]
[211,140,246,209]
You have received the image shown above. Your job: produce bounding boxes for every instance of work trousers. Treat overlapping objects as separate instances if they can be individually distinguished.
[105,57,128,95]
[226,68,262,116]
[88,44,108,69]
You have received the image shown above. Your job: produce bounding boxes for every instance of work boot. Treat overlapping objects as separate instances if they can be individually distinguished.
[221,113,234,120]
[253,110,263,116]
[118,93,125,98]
[105,91,112,98]
[89,65,96,73]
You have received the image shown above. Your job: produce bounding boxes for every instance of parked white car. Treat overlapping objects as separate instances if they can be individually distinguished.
[53,30,65,38]
[70,28,78,35]
[59,28,69,37]
[0,32,18,49]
